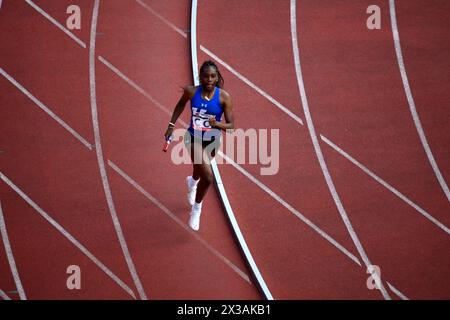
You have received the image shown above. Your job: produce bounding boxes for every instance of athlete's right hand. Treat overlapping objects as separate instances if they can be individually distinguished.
[164,126,174,140]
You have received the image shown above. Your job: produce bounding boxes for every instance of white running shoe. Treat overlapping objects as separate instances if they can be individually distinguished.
[186,176,198,206]
[188,202,202,231]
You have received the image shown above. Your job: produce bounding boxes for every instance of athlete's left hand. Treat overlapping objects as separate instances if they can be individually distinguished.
[209,116,218,128]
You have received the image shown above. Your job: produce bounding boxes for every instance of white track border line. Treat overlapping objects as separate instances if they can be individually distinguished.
[17,0,410,298]
[127,0,448,232]
[190,0,273,300]
[389,0,450,202]
[0,201,27,300]
[107,160,251,284]
[88,0,147,300]
[0,172,136,298]
[290,0,391,300]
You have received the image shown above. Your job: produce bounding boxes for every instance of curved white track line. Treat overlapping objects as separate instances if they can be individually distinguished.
[389,0,450,202]
[0,172,136,298]
[290,0,390,300]
[0,201,26,300]
[88,0,147,300]
[191,0,273,300]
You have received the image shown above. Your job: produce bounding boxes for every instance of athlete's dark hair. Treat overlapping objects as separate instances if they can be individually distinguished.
[199,60,224,89]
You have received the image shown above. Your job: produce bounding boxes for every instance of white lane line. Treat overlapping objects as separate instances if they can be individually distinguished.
[107,160,251,284]
[98,56,173,119]
[25,0,86,49]
[219,152,361,266]
[321,135,450,234]
[135,0,187,39]
[89,0,147,300]
[387,282,409,300]
[200,46,304,126]
[133,0,303,125]
[0,289,11,300]
[0,67,93,150]
[0,201,27,300]
[290,0,391,300]
[0,172,136,299]
[389,0,450,202]
[190,0,199,85]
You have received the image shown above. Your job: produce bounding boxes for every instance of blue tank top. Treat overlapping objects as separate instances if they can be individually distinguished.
[188,86,223,140]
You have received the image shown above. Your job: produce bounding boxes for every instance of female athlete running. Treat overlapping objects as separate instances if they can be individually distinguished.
[164,60,234,231]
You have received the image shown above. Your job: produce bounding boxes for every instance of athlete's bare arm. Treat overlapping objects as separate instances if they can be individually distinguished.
[209,89,234,131]
[164,86,196,139]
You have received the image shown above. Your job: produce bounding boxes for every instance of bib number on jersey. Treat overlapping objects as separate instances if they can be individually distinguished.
[192,108,213,131]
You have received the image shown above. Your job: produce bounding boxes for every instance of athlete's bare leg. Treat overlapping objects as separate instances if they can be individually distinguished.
[190,142,214,203]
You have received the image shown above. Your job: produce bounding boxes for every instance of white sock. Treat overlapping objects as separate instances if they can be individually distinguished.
[189,176,199,189]
[189,202,202,231]
[193,201,202,211]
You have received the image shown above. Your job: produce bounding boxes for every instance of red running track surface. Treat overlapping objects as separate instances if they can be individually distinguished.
[1,0,260,299]
[197,0,449,299]
[1,0,449,299]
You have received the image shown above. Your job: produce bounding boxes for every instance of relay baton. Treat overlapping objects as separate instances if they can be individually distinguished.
[163,135,173,152]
